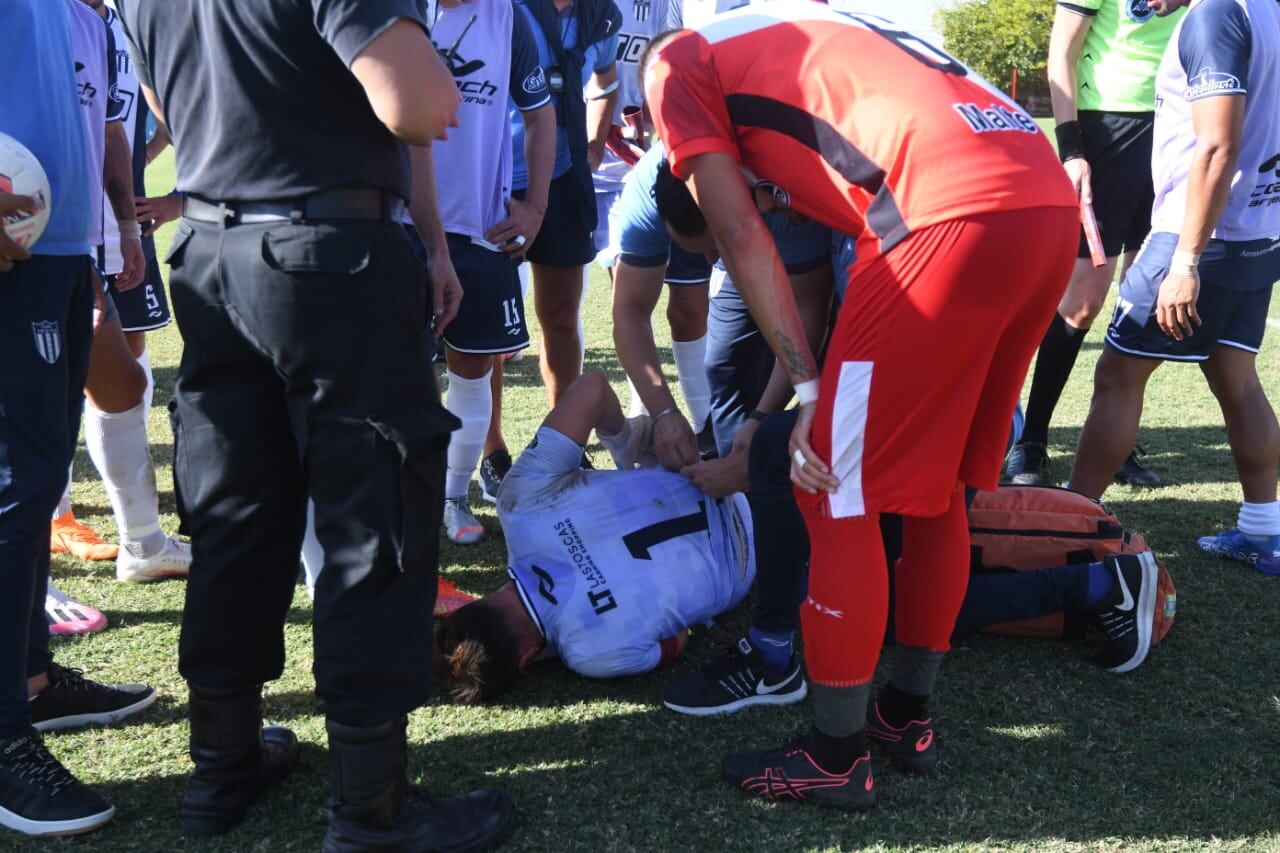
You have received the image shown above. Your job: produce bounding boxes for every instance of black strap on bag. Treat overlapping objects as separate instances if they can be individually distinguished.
[524,0,622,231]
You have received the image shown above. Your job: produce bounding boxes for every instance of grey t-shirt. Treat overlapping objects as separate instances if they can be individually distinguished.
[116,0,428,202]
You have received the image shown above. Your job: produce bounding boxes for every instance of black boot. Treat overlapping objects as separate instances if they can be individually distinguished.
[179,683,299,836]
[323,716,517,853]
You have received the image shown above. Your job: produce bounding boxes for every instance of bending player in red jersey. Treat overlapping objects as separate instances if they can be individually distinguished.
[642,3,1079,809]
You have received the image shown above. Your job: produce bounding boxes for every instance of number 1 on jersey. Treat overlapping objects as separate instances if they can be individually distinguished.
[623,502,709,560]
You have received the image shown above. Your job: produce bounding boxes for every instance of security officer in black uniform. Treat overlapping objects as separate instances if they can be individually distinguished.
[115,2,518,849]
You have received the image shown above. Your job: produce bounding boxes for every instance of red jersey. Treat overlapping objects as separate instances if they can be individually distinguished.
[646,3,1078,258]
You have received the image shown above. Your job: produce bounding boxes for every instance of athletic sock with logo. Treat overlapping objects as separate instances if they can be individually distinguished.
[1084,561,1115,607]
[1022,315,1090,447]
[747,626,793,674]
[1237,500,1280,543]
[444,369,494,499]
[84,401,165,558]
[672,335,711,430]
[810,683,871,773]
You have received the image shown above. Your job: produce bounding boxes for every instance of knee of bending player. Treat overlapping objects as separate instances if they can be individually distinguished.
[434,601,523,703]
[665,287,708,339]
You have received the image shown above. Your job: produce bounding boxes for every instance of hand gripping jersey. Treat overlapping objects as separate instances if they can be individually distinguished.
[1150,0,1280,241]
[501,428,755,678]
[1066,0,1183,113]
[646,3,1077,262]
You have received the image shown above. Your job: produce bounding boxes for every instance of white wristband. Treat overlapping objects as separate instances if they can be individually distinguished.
[586,79,620,100]
[794,379,820,407]
[1170,250,1201,277]
[118,219,142,240]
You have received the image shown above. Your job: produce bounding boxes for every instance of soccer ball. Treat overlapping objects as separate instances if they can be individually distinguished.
[0,132,52,250]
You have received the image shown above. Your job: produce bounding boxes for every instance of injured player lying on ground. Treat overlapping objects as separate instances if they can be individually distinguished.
[434,372,755,702]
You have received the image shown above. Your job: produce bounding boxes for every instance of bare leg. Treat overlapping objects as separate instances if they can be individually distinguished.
[85,316,146,413]
[531,263,585,405]
[1200,346,1280,504]
[484,357,508,458]
[1068,347,1162,499]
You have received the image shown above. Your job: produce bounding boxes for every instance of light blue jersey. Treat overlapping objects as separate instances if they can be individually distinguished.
[0,0,91,256]
[499,428,755,678]
[510,0,620,190]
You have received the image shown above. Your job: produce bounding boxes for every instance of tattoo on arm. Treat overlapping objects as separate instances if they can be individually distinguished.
[773,330,816,382]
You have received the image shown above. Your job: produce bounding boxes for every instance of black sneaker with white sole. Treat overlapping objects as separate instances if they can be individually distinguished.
[0,728,115,838]
[1093,551,1159,674]
[28,663,157,733]
[479,450,512,504]
[662,636,807,716]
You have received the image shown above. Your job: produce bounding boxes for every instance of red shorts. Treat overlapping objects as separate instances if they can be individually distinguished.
[804,207,1076,519]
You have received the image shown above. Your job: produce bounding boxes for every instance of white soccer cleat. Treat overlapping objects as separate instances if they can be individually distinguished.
[444,498,486,545]
[116,536,192,583]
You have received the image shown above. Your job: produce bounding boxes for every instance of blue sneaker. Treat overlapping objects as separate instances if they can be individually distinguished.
[1196,528,1280,576]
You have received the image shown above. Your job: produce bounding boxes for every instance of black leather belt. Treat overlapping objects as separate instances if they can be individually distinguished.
[183,189,405,225]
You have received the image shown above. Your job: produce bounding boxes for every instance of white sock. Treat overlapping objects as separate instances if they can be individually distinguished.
[626,376,650,419]
[444,369,494,499]
[54,466,73,519]
[138,347,154,415]
[672,335,711,429]
[1238,501,1280,539]
[84,401,164,557]
[300,500,322,599]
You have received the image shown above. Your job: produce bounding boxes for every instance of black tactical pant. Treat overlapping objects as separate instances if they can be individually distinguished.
[167,215,457,726]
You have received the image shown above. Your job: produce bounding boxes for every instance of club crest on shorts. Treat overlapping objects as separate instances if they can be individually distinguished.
[32,321,61,364]
[1126,0,1155,23]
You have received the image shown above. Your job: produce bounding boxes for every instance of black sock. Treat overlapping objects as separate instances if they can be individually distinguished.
[1021,315,1090,447]
[805,726,866,774]
[877,683,931,727]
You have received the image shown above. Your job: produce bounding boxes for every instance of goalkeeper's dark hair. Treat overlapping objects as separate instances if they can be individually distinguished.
[653,158,708,239]
[433,601,522,703]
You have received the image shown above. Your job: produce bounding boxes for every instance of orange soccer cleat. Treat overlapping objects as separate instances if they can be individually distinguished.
[49,512,119,562]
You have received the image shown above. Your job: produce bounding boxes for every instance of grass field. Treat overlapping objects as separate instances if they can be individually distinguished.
[15,147,1280,853]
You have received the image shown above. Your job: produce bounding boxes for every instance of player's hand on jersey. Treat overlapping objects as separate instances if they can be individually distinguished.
[1063,157,1093,205]
[790,402,838,495]
[653,409,701,471]
[486,198,544,258]
[0,192,36,272]
[429,251,463,337]
[135,191,182,236]
[680,453,748,498]
[1155,269,1201,341]
[116,234,146,292]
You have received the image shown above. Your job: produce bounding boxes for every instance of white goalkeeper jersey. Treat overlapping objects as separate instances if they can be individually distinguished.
[500,427,755,678]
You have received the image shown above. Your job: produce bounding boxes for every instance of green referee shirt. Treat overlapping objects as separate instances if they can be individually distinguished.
[1066,0,1183,112]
